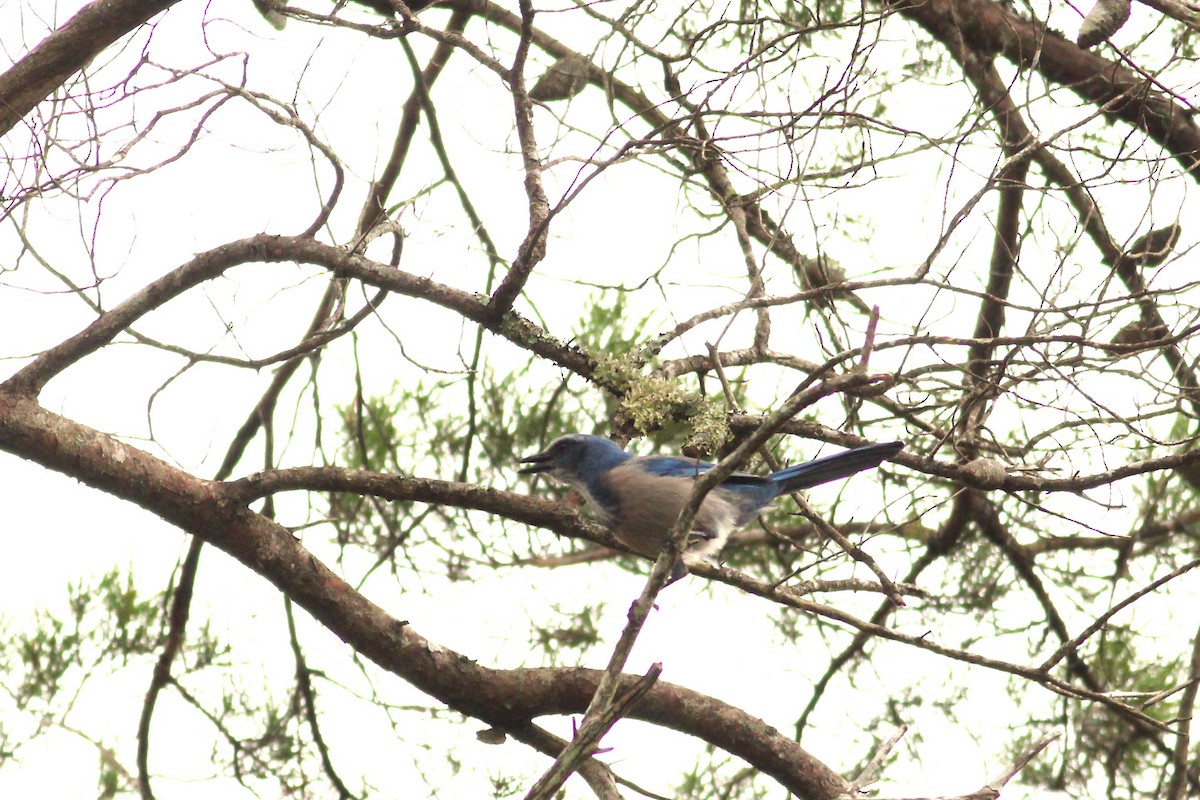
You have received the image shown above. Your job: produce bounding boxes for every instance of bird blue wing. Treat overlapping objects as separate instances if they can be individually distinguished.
[633,456,772,486]
[634,455,713,477]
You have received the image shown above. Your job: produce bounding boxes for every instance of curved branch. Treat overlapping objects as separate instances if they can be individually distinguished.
[0,389,848,800]
[3,235,597,396]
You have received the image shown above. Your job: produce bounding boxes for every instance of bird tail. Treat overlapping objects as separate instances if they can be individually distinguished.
[769,441,903,495]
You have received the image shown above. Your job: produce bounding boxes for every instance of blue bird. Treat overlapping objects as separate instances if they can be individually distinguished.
[519,434,903,579]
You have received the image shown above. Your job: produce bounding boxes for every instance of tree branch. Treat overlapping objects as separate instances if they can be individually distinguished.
[0,388,850,800]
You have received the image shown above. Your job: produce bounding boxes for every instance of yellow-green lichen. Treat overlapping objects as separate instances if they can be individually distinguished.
[595,353,702,436]
[592,352,643,393]
[621,374,700,435]
[684,398,731,458]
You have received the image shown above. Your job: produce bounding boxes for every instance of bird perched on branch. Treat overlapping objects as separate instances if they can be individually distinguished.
[519,434,902,581]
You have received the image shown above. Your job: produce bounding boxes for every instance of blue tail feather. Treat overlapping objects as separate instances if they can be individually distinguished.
[769,441,903,496]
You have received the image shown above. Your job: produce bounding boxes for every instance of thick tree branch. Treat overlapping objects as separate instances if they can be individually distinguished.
[0,0,180,137]
[895,0,1200,176]
[0,389,849,800]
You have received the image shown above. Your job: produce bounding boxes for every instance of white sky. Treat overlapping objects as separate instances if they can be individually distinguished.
[3,0,1197,797]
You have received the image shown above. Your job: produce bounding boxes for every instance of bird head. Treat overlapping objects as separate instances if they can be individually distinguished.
[518,434,627,482]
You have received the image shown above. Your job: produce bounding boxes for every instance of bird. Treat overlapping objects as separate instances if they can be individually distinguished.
[519,434,903,581]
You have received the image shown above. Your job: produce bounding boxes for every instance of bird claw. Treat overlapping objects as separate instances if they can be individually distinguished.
[666,559,690,585]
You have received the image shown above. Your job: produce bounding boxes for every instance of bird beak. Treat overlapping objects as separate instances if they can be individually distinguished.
[518,450,554,474]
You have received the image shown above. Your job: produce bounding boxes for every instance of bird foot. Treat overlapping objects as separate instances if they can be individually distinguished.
[665,560,690,585]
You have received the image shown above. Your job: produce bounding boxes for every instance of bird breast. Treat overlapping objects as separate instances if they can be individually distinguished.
[601,466,738,556]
